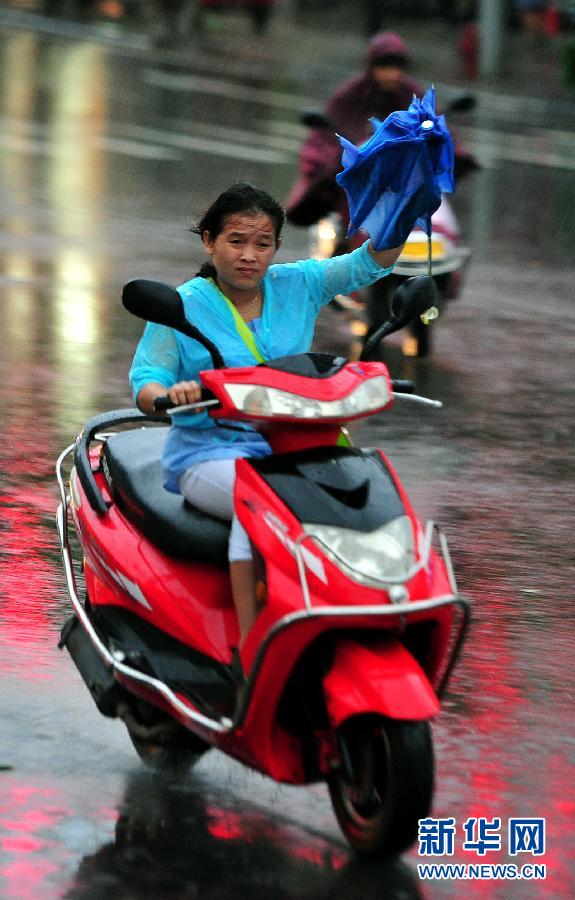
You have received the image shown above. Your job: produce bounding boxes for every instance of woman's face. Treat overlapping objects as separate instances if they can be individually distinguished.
[203,212,279,294]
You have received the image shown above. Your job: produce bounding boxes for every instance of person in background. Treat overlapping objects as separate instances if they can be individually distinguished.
[286,32,424,231]
[326,31,424,147]
[286,30,476,231]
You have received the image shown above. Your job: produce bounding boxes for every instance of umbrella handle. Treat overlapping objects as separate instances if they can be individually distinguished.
[426,216,433,277]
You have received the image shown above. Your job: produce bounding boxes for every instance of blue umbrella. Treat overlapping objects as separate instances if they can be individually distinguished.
[335,87,455,252]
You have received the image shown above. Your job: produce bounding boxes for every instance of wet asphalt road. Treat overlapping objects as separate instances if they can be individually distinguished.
[0,9,574,898]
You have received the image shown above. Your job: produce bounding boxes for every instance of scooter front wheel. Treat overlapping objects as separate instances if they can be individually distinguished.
[328,716,433,857]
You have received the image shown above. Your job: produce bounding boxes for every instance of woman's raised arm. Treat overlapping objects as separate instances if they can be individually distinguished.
[368,243,404,270]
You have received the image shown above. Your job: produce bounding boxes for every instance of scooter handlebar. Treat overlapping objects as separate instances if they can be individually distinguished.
[154,382,416,412]
[153,389,218,414]
[392,380,442,407]
[391,380,415,394]
[153,396,174,412]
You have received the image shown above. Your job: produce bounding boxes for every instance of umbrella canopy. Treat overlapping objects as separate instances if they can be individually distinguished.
[335,87,455,250]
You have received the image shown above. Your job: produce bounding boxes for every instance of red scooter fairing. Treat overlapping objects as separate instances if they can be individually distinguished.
[70,446,238,661]
[323,637,440,727]
[202,358,393,425]
[66,415,457,788]
[56,311,470,856]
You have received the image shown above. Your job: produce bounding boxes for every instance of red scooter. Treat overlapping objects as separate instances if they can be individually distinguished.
[56,276,469,857]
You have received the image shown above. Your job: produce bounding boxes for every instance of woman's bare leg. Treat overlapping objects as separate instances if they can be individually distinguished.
[179,461,258,647]
[230,559,257,644]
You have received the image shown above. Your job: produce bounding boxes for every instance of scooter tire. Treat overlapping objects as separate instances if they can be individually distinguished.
[250,4,272,32]
[128,731,209,778]
[407,317,431,358]
[328,715,433,857]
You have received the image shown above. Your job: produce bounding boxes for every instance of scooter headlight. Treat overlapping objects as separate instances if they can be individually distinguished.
[303,515,416,585]
[223,376,390,421]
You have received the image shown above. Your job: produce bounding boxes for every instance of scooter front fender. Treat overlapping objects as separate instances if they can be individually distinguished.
[323,637,440,726]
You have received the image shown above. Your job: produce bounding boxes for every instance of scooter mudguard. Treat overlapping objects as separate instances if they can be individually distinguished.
[323,637,440,726]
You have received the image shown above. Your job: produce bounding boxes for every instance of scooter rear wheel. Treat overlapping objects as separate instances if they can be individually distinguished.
[328,716,433,857]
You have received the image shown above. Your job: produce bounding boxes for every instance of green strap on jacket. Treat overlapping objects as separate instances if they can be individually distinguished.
[210,279,266,364]
[210,280,352,447]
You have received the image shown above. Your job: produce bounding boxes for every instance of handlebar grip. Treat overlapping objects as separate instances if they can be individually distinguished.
[153,396,172,412]
[391,380,415,394]
[153,388,217,413]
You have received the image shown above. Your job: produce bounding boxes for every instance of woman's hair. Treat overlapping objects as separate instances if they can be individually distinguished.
[192,182,286,279]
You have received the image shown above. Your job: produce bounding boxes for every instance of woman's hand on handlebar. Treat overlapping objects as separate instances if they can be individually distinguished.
[137,380,202,415]
[166,380,202,408]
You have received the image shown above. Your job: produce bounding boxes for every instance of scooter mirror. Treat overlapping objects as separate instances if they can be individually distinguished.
[122,279,187,331]
[359,275,438,361]
[122,279,225,369]
[390,275,438,327]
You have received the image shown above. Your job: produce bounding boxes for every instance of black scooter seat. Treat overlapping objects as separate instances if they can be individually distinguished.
[103,428,229,566]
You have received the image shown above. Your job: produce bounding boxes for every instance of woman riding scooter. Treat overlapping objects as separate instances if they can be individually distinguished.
[130,182,410,677]
[58,126,467,850]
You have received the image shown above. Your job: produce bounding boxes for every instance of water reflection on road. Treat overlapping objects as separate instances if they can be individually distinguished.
[0,19,574,899]
[66,772,424,899]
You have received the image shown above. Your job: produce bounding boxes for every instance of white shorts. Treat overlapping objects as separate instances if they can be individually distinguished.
[179,458,252,562]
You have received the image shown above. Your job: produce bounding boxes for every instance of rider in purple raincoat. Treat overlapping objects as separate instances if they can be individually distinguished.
[286,32,424,228]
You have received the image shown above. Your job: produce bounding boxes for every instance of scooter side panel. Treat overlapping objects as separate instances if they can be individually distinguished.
[323,637,440,725]
[72,471,238,660]
[220,616,342,783]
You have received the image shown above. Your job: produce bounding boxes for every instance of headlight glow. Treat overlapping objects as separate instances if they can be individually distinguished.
[224,376,390,420]
[303,515,416,585]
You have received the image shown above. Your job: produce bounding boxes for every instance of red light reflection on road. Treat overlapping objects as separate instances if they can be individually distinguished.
[205,804,247,842]
[205,800,349,872]
[289,841,348,871]
[0,784,62,899]
[0,485,61,681]
[0,778,120,899]
[432,527,575,897]
[539,751,575,894]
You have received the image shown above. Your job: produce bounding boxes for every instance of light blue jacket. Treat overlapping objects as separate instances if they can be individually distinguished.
[129,241,392,491]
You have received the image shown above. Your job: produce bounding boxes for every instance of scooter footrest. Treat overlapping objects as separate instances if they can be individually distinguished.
[92,606,237,717]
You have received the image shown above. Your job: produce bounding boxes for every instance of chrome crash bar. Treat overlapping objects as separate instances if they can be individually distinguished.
[56,444,233,734]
